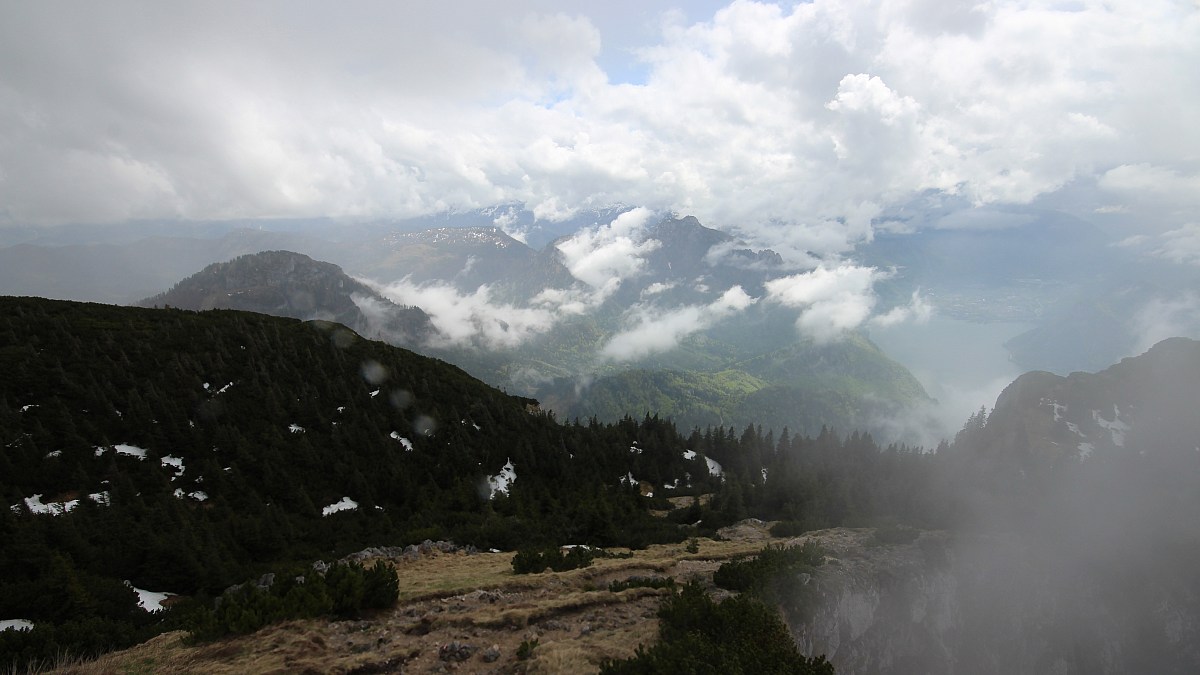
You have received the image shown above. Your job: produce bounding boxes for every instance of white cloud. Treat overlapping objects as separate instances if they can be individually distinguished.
[764,265,881,343]
[1132,293,1200,354]
[372,278,559,350]
[1099,165,1200,206]
[555,207,660,289]
[601,285,756,361]
[1155,224,1200,266]
[871,289,933,327]
[0,0,1196,245]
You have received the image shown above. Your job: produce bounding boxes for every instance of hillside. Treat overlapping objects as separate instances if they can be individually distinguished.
[34,530,793,675]
[0,296,943,670]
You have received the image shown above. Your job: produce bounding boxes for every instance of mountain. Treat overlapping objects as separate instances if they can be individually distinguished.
[137,250,435,347]
[136,216,932,440]
[337,226,578,300]
[785,340,1200,675]
[542,332,927,436]
[966,336,1200,466]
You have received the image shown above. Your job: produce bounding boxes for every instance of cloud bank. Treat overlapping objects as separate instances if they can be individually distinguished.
[1,0,1196,255]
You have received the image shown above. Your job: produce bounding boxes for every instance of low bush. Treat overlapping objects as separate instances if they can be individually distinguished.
[187,560,399,641]
[598,581,834,674]
[712,542,824,595]
[608,576,675,593]
[511,546,595,574]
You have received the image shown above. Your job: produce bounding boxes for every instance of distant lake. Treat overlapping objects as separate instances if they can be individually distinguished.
[866,315,1033,438]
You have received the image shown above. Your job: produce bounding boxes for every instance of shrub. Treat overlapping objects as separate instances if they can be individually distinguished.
[598,581,834,674]
[608,576,675,593]
[187,559,399,641]
[511,546,596,575]
[768,520,809,537]
[516,637,539,660]
[712,542,824,595]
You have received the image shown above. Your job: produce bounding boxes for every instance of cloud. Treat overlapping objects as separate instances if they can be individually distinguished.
[764,265,881,343]
[601,286,756,361]
[1155,224,1200,266]
[371,278,559,350]
[0,0,1197,248]
[554,207,660,290]
[871,289,933,328]
[1132,293,1200,354]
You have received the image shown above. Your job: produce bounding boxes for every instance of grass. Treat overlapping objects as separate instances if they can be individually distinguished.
[37,536,790,675]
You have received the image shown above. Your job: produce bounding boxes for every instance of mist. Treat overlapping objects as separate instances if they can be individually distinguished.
[790,337,1200,674]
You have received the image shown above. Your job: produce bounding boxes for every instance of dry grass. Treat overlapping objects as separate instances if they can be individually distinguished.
[45,531,787,675]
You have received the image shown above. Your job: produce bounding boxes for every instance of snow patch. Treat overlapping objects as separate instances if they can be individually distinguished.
[1092,406,1130,447]
[0,619,33,632]
[369,389,381,398]
[20,404,38,412]
[322,496,358,516]
[94,443,149,459]
[1042,398,1067,421]
[13,491,109,516]
[487,459,517,499]
[214,382,233,394]
[161,455,185,475]
[125,582,174,613]
[705,456,723,478]
[1078,442,1095,459]
[761,467,769,482]
[629,443,643,455]
[44,450,62,458]
[172,489,208,502]
[683,449,697,460]
[288,424,305,433]
[390,432,414,451]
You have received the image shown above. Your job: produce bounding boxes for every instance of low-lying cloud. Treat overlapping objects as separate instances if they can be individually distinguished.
[764,265,882,343]
[601,286,756,362]
[371,278,559,350]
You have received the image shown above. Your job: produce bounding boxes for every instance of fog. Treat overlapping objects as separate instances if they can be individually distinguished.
[866,315,1030,447]
[794,337,1200,673]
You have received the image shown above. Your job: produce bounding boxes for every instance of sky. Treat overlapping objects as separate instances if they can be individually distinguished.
[1,0,1197,255]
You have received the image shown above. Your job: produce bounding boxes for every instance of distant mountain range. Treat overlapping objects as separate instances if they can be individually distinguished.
[7,204,1197,435]
[133,216,931,438]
